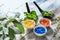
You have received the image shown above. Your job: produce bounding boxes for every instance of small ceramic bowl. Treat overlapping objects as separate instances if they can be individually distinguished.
[33,25,47,36]
[39,18,51,27]
[22,19,35,29]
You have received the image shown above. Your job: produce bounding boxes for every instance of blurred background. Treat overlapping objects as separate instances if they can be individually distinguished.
[0,0,60,40]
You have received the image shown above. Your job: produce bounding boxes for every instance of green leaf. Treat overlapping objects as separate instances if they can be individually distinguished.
[15,23,25,34]
[24,11,38,23]
[42,11,53,18]
[0,27,2,31]
[8,27,16,40]
[24,17,30,20]
[31,11,38,19]
[6,18,15,25]
[0,27,3,31]
[31,11,36,15]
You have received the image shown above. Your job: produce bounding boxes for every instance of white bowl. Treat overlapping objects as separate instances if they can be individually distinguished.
[33,25,47,36]
[39,18,51,27]
[22,19,35,29]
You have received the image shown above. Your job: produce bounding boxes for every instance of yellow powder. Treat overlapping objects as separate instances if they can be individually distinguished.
[23,20,35,28]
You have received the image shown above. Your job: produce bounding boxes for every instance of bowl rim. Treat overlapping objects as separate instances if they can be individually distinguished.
[39,18,51,27]
[21,19,36,29]
[33,25,47,36]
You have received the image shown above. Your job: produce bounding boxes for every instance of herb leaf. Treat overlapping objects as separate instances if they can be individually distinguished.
[15,23,25,34]
[6,18,15,25]
[0,27,2,31]
[8,27,16,40]
[24,11,38,22]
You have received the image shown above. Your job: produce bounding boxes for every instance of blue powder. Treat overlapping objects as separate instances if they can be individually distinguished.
[34,26,46,34]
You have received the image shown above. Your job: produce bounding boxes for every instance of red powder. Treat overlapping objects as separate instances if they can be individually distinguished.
[40,19,50,27]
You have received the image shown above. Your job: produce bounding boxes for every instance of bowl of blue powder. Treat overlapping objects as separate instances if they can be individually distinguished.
[33,26,47,36]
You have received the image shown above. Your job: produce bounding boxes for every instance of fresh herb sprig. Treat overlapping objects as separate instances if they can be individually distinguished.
[24,11,38,23]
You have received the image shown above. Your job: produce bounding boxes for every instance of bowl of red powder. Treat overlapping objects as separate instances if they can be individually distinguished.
[39,18,51,27]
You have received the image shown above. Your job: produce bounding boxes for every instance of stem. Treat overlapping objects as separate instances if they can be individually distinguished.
[3,25,8,40]
[2,28,6,40]
[0,18,6,21]
[3,31,5,40]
